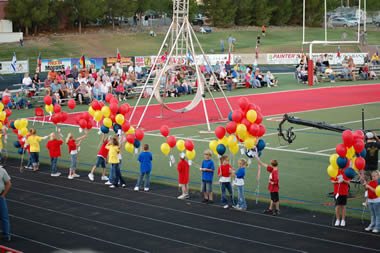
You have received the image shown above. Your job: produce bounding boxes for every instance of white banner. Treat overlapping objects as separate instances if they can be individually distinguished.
[267,53,301,65]
[0,60,29,74]
[311,53,367,65]
[267,52,367,65]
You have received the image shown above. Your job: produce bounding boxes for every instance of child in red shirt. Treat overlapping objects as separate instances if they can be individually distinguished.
[218,155,235,208]
[258,159,280,216]
[88,134,110,182]
[66,132,87,179]
[331,168,351,227]
[363,171,380,233]
[177,153,189,199]
[46,132,63,177]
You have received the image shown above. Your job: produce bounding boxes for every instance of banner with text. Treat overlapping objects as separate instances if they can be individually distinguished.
[71,57,104,69]
[0,60,29,74]
[41,58,71,71]
[105,57,134,67]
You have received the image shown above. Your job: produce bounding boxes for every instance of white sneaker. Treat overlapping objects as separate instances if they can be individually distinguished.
[88,173,94,181]
[184,194,190,199]
[105,181,112,185]
[177,194,185,199]
[340,220,346,227]
[68,175,74,180]
[372,229,379,233]
[109,185,116,189]
[101,176,109,181]
[51,172,61,177]
[73,174,80,178]
[144,187,149,192]
[134,186,139,191]
[334,219,340,226]
[223,204,229,209]
[121,184,126,188]
[365,226,373,231]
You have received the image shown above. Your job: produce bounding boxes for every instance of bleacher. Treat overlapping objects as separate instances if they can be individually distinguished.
[316,64,380,83]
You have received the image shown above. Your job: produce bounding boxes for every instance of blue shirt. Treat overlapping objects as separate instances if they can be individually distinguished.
[138,151,152,173]
[236,167,245,179]
[201,159,215,182]
[51,83,61,92]
[73,81,80,89]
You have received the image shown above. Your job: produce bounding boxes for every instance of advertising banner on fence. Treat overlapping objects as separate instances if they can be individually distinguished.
[267,53,367,65]
[71,57,104,69]
[0,60,29,74]
[41,58,71,71]
[311,53,367,65]
[267,53,301,65]
[105,57,134,67]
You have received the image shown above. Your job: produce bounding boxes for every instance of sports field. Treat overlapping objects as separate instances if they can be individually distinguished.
[5,75,380,220]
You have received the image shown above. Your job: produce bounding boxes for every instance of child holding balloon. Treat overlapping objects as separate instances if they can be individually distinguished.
[177,153,189,199]
[232,158,247,211]
[258,158,280,216]
[200,150,215,203]
[135,144,153,192]
[66,132,87,179]
[363,171,380,233]
[106,136,126,188]
[330,167,351,227]
[46,132,63,177]
[27,128,49,172]
[218,155,235,208]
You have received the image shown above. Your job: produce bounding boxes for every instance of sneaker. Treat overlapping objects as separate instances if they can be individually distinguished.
[340,220,346,227]
[109,185,116,189]
[223,204,229,209]
[134,186,139,191]
[184,194,190,199]
[365,226,373,232]
[51,172,61,177]
[105,181,112,185]
[273,210,280,216]
[121,184,126,188]
[177,194,185,199]
[68,175,74,180]
[101,176,109,181]
[334,219,340,226]
[144,187,149,192]
[202,199,208,203]
[88,173,94,181]
[372,229,379,233]
[263,208,273,214]
[73,174,80,178]
[233,205,240,209]
[208,200,214,204]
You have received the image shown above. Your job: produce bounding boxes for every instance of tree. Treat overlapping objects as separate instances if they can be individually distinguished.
[65,0,105,33]
[235,0,254,26]
[30,0,50,35]
[135,0,152,29]
[5,0,34,36]
[270,0,293,26]
[104,0,137,30]
[251,0,273,26]
[204,0,237,27]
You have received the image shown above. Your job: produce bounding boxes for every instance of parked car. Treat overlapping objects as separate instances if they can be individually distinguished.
[374,16,380,27]
[192,14,204,26]
[330,17,356,27]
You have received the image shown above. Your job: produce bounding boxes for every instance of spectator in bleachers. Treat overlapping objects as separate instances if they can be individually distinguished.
[94,76,102,87]
[315,59,323,72]
[44,76,53,96]
[32,73,40,92]
[364,54,371,64]
[14,92,28,109]
[348,59,356,81]
[89,64,97,75]
[66,79,74,97]
[73,77,80,90]
[220,61,225,72]
[225,61,232,75]
[371,53,380,65]
[59,80,68,98]
[265,71,278,87]
[359,64,369,80]
[135,65,144,79]
[247,70,260,88]
[336,55,343,67]
[51,79,61,97]
[342,64,353,81]
[22,73,33,89]
[75,82,89,104]
[128,63,134,73]
[65,66,71,79]
[56,71,65,83]
[48,69,57,80]
[71,64,79,79]
[98,65,105,77]
[199,63,207,74]
[322,54,330,67]
[110,63,116,75]
[115,82,126,101]
[325,66,336,83]
[129,71,138,87]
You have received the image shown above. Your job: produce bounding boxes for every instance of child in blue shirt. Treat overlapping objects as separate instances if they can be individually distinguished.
[200,149,215,203]
[233,158,247,211]
[135,144,153,192]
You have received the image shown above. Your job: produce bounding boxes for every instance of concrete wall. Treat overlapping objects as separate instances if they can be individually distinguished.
[0,32,23,43]
[0,19,12,32]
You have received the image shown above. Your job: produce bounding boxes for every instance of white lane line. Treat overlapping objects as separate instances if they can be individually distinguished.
[8,199,225,253]
[188,135,200,138]
[274,145,289,149]
[11,232,73,253]
[10,175,380,252]
[295,147,309,151]
[11,188,304,253]
[9,213,148,253]
[316,147,337,153]
[265,147,331,157]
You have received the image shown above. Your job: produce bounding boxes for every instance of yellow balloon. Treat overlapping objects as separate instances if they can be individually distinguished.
[346,146,355,159]
[0,102,4,112]
[0,122,3,129]
[236,124,247,137]
[125,142,134,153]
[229,143,239,154]
[101,106,111,118]
[227,135,236,146]
[115,114,125,125]
[161,143,170,155]
[176,139,185,152]
[45,104,50,113]
[0,111,5,121]
[220,136,228,146]
[329,154,339,170]
[127,126,135,134]
[14,119,21,130]
[48,104,54,113]
[20,127,28,136]
[244,136,256,149]
[376,185,380,197]
[88,107,95,117]
[246,109,257,123]
[103,118,112,128]
[327,165,338,178]
[94,111,102,122]
[20,118,28,129]
[209,140,218,152]
[186,149,196,160]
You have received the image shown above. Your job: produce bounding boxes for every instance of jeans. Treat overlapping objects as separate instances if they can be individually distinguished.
[0,197,10,236]
[50,157,58,174]
[109,159,121,183]
[16,98,28,108]
[226,81,232,91]
[27,154,32,168]
[359,73,368,80]
[136,172,151,189]
[237,185,247,209]
[328,74,335,81]
[111,163,125,186]
[70,154,77,170]
[220,182,235,206]
[264,76,272,87]
[250,79,261,88]
[368,202,380,230]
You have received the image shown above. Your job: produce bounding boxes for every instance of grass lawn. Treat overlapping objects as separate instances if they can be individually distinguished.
[1,27,379,72]
[4,74,380,219]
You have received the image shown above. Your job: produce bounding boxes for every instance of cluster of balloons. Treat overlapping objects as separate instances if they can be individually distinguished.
[0,100,11,130]
[9,118,28,154]
[327,130,366,179]
[124,129,145,153]
[159,125,195,161]
[43,95,54,114]
[43,96,69,125]
[209,97,266,157]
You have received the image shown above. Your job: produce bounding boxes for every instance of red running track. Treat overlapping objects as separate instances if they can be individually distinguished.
[31,84,380,132]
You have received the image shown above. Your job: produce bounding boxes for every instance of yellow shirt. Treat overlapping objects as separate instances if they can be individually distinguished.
[106,145,120,164]
[0,134,3,150]
[27,135,42,152]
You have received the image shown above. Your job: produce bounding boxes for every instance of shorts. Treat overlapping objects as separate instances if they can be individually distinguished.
[201,180,212,193]
[95,156,106,168]
[270,192,279,202]
[30,152,39,166]
[179,183,188,187]
[335,195,347,206]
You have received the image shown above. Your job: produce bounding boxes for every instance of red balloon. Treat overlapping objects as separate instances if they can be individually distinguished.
[110,103,118,115]
[2,96,10,105]
[87,121,93,130]
[82,112,91,121]
[167,136,177,148]
[353,140,364,153]
[236,134,244,143]
[68,99,76,110]
[342,130,354,147]
[53,104,61,114]
[160,125,170,137]
[238,97,249,111]
[99,102,105,108]
[3,118,8,125]
[126,134,135,144]
[12,128,18,134]
[185,140,194,151]
[231,110,243,123]
[109,113,116,123]
[5,109,12,117]
[44,95,52,105]
[215,126,226,139]
[353,130,364,141]
[255,112,263,124]
[247,103,257,111]
[79,119,87,129]
[258,124,266,137]
[122,121,130,132]
[61,111,68,122]
[135,129,144,141]
[241,118,251,129]
[110,97,119,105]
[226,121,237,134]
[105,93,114,103]
[119,103,130,115]
[249,124,260,136]
[91,100,100,111]
[355,157,366,170]
[51,114,59,125]
[336,144,347,157]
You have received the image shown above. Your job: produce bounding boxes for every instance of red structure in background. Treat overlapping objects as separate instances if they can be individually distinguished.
[0,245,22,253]
[308,59,314,86]
[0,0,8,19]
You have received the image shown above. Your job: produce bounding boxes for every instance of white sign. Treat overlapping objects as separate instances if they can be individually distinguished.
[267,52,367,65]
[311,53,367,65]
[0,60,29,74]
[267,53,301,64]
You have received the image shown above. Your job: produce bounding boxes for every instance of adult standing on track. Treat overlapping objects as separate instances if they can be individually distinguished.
[0,167,11,241]
[364,132,380,181]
